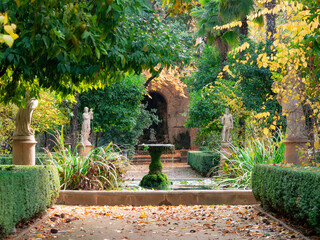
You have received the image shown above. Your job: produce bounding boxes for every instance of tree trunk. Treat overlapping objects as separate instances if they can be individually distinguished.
[239,17,248,39]
[70,93,79,152]
[239,17,249,58]
[265,0,277,43]
[215,30,229,80]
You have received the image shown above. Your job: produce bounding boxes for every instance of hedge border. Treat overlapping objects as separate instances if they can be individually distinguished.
[0,165,60,237]
[187,151,220,176]
[252,164,320,234]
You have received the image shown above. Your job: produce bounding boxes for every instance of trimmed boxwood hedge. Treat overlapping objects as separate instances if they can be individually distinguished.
[0,154,48,165]
[252,164,320,234]
[0,165,60,238]
[187,151,220,176]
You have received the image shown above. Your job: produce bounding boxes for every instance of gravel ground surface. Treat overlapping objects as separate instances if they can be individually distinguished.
[125,162,205,181]
[17,205,303,240]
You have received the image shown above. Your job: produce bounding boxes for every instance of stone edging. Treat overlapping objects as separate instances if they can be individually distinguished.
[57,190,258,206]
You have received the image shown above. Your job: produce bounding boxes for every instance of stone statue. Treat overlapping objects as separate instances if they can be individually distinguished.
[13,99,38,137]
[276,70,307,139]
[148,128,157,143]
[81,107,93,145]
[221,108,233,142]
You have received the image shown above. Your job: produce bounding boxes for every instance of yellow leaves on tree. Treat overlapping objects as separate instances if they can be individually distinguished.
[0,91,68,143]
[0,13,18,48]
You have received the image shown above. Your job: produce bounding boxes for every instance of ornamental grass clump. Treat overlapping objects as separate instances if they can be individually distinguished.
[45,130,129,190]
[211,131,285,189]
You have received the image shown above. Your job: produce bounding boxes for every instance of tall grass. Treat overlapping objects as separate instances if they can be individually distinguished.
[44,129,129,190]
[211,131,285,189]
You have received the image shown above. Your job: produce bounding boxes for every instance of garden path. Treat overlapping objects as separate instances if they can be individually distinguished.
[124,162,205,181]
[17,205,302,240]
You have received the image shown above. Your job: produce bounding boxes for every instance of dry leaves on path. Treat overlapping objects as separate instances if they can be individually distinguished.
[20,205,302,240]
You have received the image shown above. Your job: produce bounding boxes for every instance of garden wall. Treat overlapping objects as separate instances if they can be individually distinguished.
[187,151,220,176]
[252,164,320,234]
[0,165,60,237]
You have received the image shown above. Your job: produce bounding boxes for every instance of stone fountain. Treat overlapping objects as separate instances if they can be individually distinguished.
[139,129,174,190]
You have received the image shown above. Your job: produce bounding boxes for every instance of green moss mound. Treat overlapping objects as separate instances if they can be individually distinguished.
[139,172,171,190]
[0,165,60,238]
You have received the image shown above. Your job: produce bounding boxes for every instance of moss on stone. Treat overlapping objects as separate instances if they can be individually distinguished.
[139,172,171,190]
[148,151,163,174]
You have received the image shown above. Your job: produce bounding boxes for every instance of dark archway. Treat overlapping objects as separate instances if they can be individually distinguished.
[141,92,168,143]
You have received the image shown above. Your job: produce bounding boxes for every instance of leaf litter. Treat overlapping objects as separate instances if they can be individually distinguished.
[20,205,302,240]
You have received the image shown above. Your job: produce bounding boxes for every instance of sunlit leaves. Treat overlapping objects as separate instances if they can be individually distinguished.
[0,13,18,48]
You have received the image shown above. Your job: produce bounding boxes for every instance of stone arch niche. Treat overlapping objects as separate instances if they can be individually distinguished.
[141,92,168,143]
[141,81,198,149]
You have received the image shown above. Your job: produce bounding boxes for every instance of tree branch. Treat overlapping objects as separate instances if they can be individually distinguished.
[144,67,164,88]
[0,65,8,78]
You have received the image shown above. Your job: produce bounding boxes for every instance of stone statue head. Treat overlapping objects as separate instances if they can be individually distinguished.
[225,108,229,114]
[84,107,89,113]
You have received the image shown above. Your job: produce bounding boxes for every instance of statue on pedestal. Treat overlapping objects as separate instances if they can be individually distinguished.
[81,107,93,145]
[13,99,38,138]
[12,98,38,165]
[221,108,233,142]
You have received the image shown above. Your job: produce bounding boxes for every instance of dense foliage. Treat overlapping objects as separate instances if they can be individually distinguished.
[46,132,128,190]
[211,134,284,189]
[0,165,59,238]
[253,164,320,234]
[0,0,190,105]
[79,75,158,155]
[187,151,220,176]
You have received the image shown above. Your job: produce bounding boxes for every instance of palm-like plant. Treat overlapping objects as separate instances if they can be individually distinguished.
[219,0,254,38]
[192,0,256,76]
[192,0,231,78]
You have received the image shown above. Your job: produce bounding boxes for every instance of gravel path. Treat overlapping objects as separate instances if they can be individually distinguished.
[17,205,302,240]
[124,162,205,181]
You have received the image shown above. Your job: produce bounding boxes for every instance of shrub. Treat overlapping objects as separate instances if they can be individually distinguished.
[198,146,211,151]
[252,164,320,234]
[211,134,284,189]
[187,151,220,176]
[0,154,48,165]
[46,131,129,190]
[0,165,59,238]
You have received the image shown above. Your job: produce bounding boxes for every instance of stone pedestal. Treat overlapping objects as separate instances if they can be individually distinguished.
[218,142,232,175]
[180,150,188,163]
[78,143,93,157]
[12,136,37,165]
[284,138,309,165]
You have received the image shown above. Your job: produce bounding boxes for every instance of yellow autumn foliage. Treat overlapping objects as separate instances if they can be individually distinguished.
[0,12,18,47]
[0,91,68,143]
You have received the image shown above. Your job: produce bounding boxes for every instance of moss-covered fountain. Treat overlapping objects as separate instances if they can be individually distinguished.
[139,129,174,189]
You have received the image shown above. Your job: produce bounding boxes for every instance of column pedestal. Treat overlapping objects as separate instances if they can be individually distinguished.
[12,136,37,165]
[218,142,232,175]
[284,138,309,165]
[78,143,93,157]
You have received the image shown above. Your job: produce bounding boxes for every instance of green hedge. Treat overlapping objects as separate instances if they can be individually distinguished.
[198,146,211,151]
[0,154,49,165]
[187,151,220,176]
[252,164,320,234]
[0,165,60,237]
